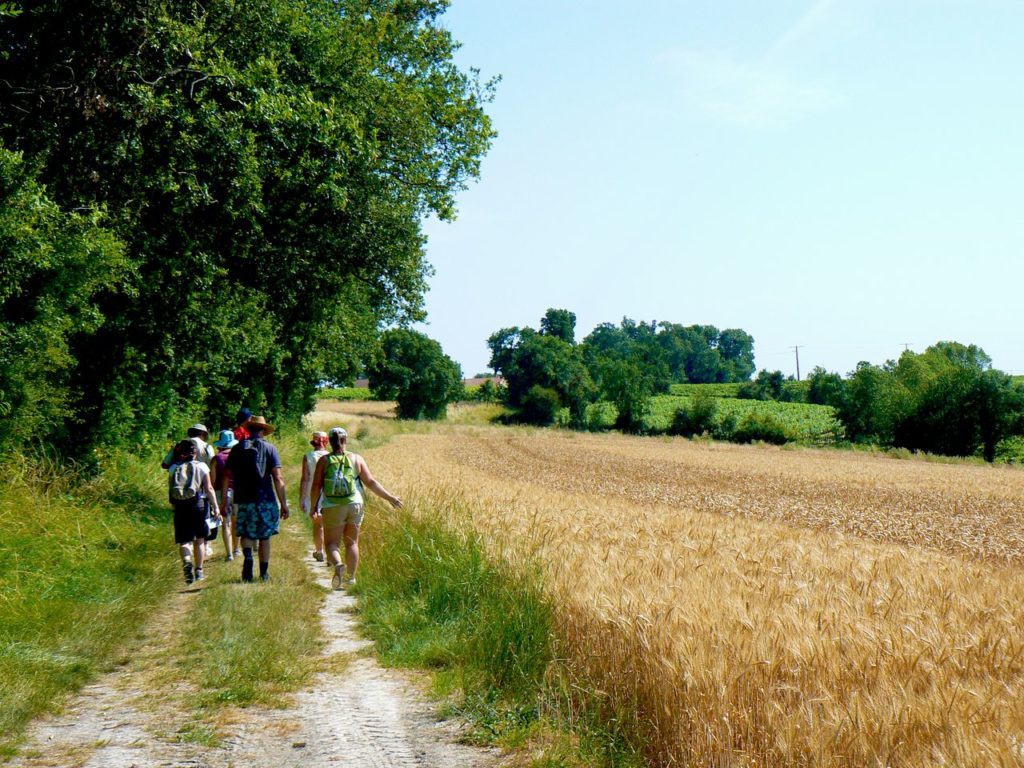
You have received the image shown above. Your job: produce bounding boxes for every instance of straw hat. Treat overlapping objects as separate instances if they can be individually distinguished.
[245,415,276,435]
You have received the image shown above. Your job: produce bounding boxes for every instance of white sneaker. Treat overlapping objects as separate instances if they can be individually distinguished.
[344,577,356,588]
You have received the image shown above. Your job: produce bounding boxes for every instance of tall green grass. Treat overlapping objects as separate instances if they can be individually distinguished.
[0,450,176,752]
[356,501,643,766]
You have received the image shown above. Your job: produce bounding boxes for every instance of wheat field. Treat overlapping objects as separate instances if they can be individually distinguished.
[315,403,1024,767]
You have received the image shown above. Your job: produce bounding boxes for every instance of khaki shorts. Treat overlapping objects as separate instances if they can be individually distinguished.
[321,502,364,529]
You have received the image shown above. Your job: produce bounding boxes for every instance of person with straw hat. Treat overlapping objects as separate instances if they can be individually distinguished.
[226,415,290,582]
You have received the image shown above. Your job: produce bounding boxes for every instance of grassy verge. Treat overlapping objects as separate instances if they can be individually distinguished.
[355,501,644,767]
[0,451,177,754]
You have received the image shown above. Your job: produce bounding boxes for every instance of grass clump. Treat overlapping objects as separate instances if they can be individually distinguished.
[356,502,643,766]
[0,450,176,754]
[357,509,552,743]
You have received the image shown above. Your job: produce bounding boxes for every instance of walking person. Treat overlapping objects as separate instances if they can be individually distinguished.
[168,439,220,584]
[310,427,402,590]
[232,407,253,442]
[300,431,330,562]
[226,415,290,582]
[210,429,239,561]
[162,424,217,558]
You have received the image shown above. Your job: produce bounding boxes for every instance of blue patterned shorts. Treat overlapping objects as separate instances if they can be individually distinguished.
[234,500,281,540]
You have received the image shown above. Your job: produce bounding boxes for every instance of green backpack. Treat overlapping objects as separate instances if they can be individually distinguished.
[324,452,361,505]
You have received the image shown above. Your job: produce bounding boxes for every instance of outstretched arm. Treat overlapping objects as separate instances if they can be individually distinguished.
[356,457,402,509]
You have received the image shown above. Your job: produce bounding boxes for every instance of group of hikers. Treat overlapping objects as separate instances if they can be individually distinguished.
[165,409,402,589]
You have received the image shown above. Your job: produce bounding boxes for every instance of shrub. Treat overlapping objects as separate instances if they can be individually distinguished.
[521,386,562,426]
[733,412,791,445]
[584,400,617,432]
[994,436,1024,464]
[670,394,718,437]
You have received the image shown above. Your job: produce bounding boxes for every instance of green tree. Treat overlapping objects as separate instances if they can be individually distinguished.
[487,322,595,425]
[0,0,494,453]
[717,328,756,381]
[0,146,127,451]
[737,370,786,401]
[806,366,846,406]
[539,308,576,344]
[367,329,462,420]
[596,357,652,433]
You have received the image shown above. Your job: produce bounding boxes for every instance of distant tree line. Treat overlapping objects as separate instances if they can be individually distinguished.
[486,309,755,431]
[0,1,494,457]
[692,343,1024,462]
[805,343,1024,461]
[481,311,1024,462]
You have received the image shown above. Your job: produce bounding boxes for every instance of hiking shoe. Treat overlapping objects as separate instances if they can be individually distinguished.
[183,561,194,585]
[344,577,356,588]
[260,572,270,582]
[331,565,344,591]
[225,553,234,562]
[313,550,324,562]
[194,568,205,582]
[241,558,254,583]
[233,548,242,557]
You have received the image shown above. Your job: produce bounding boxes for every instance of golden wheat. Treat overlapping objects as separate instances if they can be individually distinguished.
[317,406,1024,767]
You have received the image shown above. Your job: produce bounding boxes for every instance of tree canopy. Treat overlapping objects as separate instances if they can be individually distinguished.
[0,0,494,455]
[367,329,462,420]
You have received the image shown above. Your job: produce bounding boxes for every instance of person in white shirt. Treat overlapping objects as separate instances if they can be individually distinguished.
[300,431,329,561]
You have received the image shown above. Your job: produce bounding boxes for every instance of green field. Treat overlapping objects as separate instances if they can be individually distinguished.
[647,394,843,443]
[668,383,743,398]
[317,386,374,401]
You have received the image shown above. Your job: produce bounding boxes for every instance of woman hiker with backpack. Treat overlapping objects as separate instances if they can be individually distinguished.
[168,439,221,584]
[310,426,403,590]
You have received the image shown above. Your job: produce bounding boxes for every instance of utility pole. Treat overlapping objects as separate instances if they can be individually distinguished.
[901,342,912,352]
[792,345,803,381]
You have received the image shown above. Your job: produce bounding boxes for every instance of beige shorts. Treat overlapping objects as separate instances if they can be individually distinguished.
[321,502,364,529]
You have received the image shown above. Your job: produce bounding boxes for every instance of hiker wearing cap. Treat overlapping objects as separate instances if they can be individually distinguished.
[310,426,402,590]
[226,415,290,582]
[161,424,215,470]
[300,431,330,562]
[210,429,239,561]
[168,439,220,585]
[162,424,217,557]
[232,408,253,442]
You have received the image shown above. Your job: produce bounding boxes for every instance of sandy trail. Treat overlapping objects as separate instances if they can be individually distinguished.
[8,554,503,768]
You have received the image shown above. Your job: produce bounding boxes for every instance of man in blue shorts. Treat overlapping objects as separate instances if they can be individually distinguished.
[226,415,290,582]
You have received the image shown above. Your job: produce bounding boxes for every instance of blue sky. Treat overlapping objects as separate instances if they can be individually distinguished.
[418,1,1024,379]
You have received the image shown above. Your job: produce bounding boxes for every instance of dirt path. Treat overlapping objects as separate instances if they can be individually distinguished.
[8,554,504,768]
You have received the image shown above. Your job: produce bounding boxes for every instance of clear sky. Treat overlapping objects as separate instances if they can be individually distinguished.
[417,1,1024,380]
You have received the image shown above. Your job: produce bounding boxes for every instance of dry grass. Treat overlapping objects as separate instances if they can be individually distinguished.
[321,405,1024,766]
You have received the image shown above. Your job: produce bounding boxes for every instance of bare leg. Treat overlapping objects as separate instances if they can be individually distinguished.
[325,524,343,568]
[221,516,233,558]
[312,515,325,557]
[343,523,360,581]
[194,538,205,570]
